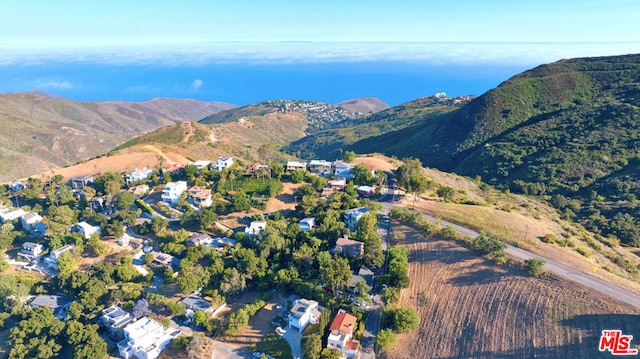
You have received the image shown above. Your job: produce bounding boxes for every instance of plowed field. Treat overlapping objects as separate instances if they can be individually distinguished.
[386,224,640,359]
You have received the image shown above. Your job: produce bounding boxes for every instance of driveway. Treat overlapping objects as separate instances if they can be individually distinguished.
[282,328,302,359]
[212,340,254,359]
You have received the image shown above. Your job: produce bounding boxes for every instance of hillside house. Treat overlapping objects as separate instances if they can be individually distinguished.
[288,298,321,332]
[333,161,353,179]
[68,175,94,190]
[30,295,73,320]
[309,160,333,176]
[246,162,270,176]
[129,184,150,198]
[161,181,188,205]
[187,186,212,208]
[189,160,212,172]
[328,179,347,191]
[245,220,267,239]
[73,221,102,239]
[126,167,154,185]
[343,207,370,231]
[20,211,43,233]
[286,161,307,172]
[333,235,364,257]
[149,251,179,268]
[299,217,315,232]
[44,245,74,270]
[327,309,360,358]
[117,316,181,359]
[186,232,212,247]
[11,180,26,192]
[181,295,222,319]
[101,305,133,341]
[356,185,376,197]
[19,242,44,261]
[216,156,234,171]
[0,208,27,224]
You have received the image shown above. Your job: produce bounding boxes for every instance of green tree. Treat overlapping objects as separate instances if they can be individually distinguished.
[375,329,396,352]
[320,348,343,359]
[436,185,456,202]
[392,307,420,333]
[57,250,77,276]
[342,150,357,163]
[524,258,546,277]
[302,333,323,359]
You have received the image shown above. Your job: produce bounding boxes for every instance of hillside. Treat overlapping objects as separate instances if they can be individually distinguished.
[335,97,389,113]
[0,91,235,182]
[199,99,375,134]
[295,54,640,246]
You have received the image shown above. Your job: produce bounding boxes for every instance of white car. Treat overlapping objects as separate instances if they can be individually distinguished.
[252,352,262,358]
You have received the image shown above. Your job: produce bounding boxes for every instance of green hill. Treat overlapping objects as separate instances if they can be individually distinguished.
[292,54,640,245]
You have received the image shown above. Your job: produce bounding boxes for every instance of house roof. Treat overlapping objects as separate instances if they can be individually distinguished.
[329,311,357,334]
[345,340,359,350]
[30,295,72,312]
[22,242,42,250]
[181,295,212,312]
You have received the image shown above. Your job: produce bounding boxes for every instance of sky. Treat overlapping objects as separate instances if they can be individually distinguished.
[1,1,639,104]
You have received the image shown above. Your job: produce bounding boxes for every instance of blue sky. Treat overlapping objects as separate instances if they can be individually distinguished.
[1,1,639,104]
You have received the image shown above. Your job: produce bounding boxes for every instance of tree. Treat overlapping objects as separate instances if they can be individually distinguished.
[524,258,545,277]
[86,233,109,257]
[64,320,108,359]
[436,185,455,202]
[115,191,135,211]
[151,216,168,235]
[375,329,396,352]
[342,150,356,163]
[302,333,323,359]
[269,160,284,179]
[57,250,77,276]
[407,174,428,207]
[177,272,201,295]
[392,307,420,333]
[291,169,306,183]
[132,298,151,319]
[186,334,216,359]
[319,254,352,293]
[320,348,343,359]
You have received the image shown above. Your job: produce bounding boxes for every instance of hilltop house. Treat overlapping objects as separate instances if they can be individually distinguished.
[187,186,213,208]
[216,156,234,171]
[100,305,133,341]
[327,309,360,358]
[117,316,181,359]
[161,181,188,205]
[343,207,370,231]
[333,235,364,258]
[299,217,315,232]
[288,298,321,332]
[73,221,101,239]
[245,221,267,239]
[189,160,212,172]
[308,160,333,176]
[286,161,307,172]
[19,242,44,261]
[126,167,154,185]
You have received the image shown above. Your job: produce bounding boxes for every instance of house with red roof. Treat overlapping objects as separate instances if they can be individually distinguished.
[327,309,360,358]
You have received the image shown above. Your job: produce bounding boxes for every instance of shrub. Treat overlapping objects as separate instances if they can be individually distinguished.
[524,258,545,277]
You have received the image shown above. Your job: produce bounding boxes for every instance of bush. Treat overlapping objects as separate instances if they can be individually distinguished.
[375,329,396,352]
[541,234,557,244]
[524,258,545,277]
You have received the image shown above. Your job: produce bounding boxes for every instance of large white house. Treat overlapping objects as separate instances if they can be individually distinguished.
[343,207,370,231]
[117,317,181,359]
[74,221,102,239]
[244,221,267,239]
[19,242,44,261]
[161,181,188,205]
[20,212,43,233]
[288,298,321,332]
[126,167,154,185]
[215,156,234,171]
[333,161,353,179]
[189,160,212,171]
[0,208,26,223]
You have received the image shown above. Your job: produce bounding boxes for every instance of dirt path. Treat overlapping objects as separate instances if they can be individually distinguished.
[182,122,195,143]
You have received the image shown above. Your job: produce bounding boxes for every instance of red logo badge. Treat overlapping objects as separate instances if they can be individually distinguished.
[599,330,638,355]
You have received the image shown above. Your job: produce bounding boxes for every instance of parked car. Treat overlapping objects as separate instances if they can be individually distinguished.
[252,352,262,358]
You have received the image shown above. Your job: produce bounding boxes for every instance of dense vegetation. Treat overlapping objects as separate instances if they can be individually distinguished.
[294,54,640,246]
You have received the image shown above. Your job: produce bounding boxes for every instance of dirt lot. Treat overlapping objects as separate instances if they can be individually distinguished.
[353,154,398,173]
[266,181,301,213]
[217,290,281,347]
[385,223,640,359]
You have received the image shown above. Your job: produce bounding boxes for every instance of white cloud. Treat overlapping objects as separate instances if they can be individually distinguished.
[34,78,73,89]
[191,79,203,91]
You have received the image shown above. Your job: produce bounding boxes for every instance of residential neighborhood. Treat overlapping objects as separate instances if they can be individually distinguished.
[0,154,399,359]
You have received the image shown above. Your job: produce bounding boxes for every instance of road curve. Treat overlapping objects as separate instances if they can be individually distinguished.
[380,201,640,308]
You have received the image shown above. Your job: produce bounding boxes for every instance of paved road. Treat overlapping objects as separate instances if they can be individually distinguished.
[212,340,254,359]
[379,195,640,309]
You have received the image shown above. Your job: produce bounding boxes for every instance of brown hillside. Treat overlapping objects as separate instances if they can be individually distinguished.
[335,97,389,113]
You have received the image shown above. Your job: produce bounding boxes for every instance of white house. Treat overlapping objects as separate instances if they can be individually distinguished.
[286,161,307,172]
[356,185,376,197]
[333,161,353,179]
[45,245,74,270]
[343,207,370,231]
[327,309,360,358]
[161,181,188,205]
[19,242,44,261]
[101,305,133,341]
[74,221,102,239]
[288,298,321,332]
[0,208,27,224]
[308,160,333,176]
[245,221,267,238]
[20,212,43,233]
[189,160,212,172]
[299,217,315,232]
[216,156,234,171]
[126,167,154,185]
[117,316,181,359]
